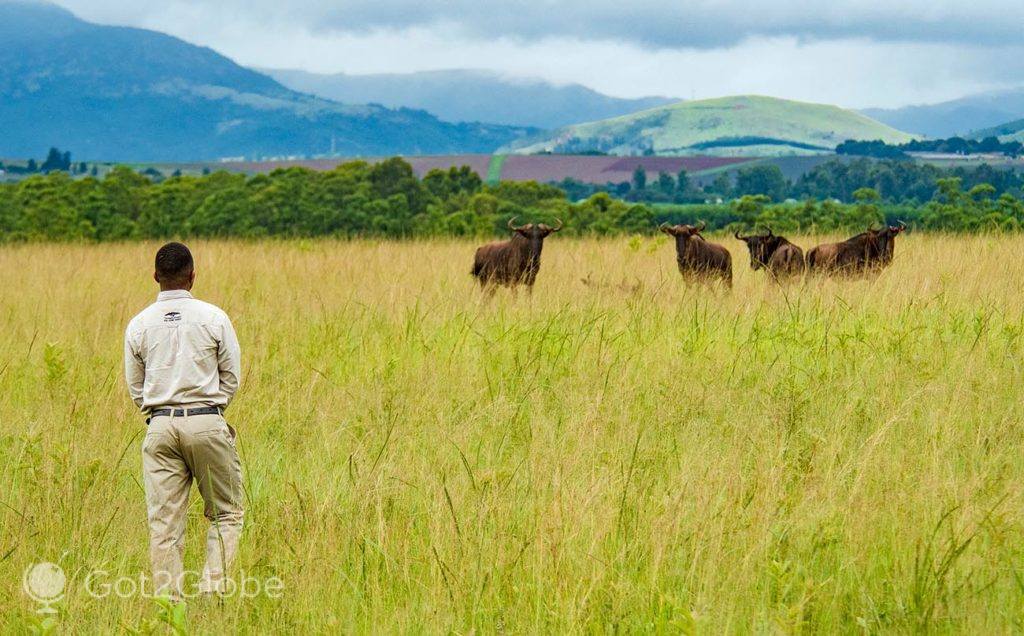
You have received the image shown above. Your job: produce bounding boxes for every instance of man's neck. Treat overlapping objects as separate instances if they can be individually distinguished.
[157,288,193,299]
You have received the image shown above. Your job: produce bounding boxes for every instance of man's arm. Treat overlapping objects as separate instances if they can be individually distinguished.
[124,325,145,410]
[216,313,242,407]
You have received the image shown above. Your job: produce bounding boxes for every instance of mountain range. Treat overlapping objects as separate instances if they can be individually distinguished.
[262,68,677,130]
[505,95,916,156]
[0,0,533,161]
[862,88,1024,139]
[7,0,1002,164]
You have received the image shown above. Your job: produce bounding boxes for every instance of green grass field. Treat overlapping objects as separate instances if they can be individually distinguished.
[486,154,508,185]
[3,235,1024,633]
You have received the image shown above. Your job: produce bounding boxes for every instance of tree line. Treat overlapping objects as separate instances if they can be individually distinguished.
[558,157,1024,205]
[0,147,94,176]
[836,136,1023,159]
[661,181,1024,234]
[1,157,1024,242]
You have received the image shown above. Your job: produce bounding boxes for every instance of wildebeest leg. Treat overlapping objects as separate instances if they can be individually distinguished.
[721,268,733,290]
[478,277,497,300]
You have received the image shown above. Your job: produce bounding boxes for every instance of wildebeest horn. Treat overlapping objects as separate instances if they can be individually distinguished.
[507,216,521,231]
[897,220,907,231]
[551,218,564,232]
[696,221,706,232]
[763,226,773,237]
[734,229,744,240]
[659,222,670,234]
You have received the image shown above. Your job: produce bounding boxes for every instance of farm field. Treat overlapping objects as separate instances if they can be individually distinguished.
[4,235,1024,632]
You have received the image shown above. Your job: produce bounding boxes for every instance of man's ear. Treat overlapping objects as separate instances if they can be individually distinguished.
[187,269,196,290]
[153,271,160,285]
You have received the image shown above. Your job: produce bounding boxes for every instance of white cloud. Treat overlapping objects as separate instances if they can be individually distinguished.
[54,0,1024,48]
[47,0,1024,108]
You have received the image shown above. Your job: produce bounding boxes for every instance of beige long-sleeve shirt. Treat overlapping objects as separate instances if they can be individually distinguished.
[124,290,241,411]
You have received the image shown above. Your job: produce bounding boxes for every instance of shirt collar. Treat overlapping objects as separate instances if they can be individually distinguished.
[156,289,194,302]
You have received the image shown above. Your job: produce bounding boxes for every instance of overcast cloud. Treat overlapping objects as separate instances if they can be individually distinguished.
[48,0,1024,108]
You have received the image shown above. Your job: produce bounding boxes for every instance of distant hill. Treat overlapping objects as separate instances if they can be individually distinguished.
[504,95,915,156]
[0,1,532,161]
[970,118,1024,143]
[862,88,1024,138]
[261,68,678,129]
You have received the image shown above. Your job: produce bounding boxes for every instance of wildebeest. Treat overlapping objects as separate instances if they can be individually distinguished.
[660,221,732,286]
[875,220,907,268]
[807,221,907,275]
[806,228,882,275]
[472,217,563,291]
[734,226,805,279]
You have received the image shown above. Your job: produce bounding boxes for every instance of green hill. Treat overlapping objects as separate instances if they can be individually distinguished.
[504,95,916,157]
[970,119,1024,143]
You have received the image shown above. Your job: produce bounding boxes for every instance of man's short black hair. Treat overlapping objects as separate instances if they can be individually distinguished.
[155,242,194,285]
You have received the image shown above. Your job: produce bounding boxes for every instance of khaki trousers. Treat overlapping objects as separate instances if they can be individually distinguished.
[142,412,244,598]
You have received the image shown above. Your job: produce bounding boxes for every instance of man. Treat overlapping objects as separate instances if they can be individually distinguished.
[124,242,243,600]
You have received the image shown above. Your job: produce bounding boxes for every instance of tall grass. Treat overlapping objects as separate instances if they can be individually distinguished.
[3,234,1024,632]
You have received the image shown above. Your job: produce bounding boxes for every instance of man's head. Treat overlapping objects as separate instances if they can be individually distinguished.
[154,242,195,290]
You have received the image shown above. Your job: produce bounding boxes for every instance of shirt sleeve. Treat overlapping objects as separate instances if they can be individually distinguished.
[217,312,242,407]
[124,324,145,410]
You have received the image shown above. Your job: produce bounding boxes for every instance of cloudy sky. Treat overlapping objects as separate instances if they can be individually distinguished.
[49,0,1024,108]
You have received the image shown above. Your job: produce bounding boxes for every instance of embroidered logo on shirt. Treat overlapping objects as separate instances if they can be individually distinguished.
[163,312,182,323]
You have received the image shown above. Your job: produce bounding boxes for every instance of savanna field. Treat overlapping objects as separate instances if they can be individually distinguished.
[4,234,1024,633]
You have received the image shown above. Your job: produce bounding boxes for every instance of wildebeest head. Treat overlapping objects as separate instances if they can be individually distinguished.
[508,216,562,252]
[734,226,779,270]
[659,221,706,238]
[875,220,906,265]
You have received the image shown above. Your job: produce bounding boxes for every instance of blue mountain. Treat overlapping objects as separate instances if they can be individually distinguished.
[0,1,534,161]
[861,88,1024,138]
[263,68,678,130]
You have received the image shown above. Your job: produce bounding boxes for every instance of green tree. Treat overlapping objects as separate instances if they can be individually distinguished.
[735,164,787,202]
[423,166,482,199]
[632,165,647,191]
[710,172,732,199]
[370,157,430,219]
[41,148,64,172]
[847,187,884,228]
[676,169,691,196]
[732,194,770,226]
[656,172,675,197]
